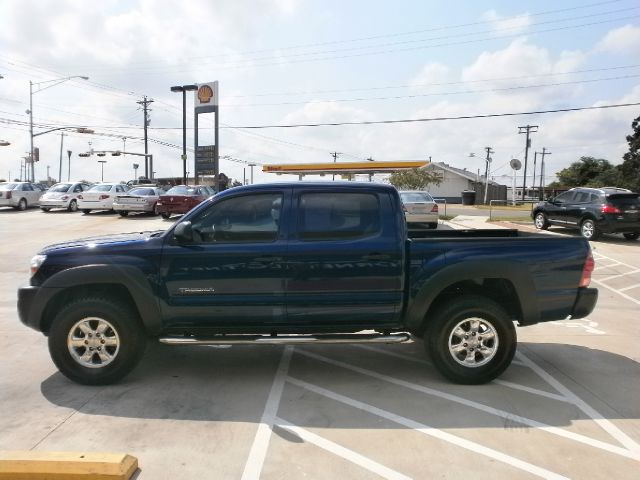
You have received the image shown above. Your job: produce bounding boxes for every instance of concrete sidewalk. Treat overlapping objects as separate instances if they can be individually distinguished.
[444,215,507,230]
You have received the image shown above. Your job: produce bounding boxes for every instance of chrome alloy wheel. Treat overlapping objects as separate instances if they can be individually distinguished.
[448,318,499,367]
[581,220,594,239]
[67,317,120,368]
[534,213,546,229]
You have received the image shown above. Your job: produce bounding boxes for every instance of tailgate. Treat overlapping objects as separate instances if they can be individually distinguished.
[609,194,640,223]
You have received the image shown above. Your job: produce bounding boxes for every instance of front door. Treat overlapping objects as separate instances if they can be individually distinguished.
[547,191,575,224]
[159,190,290,331]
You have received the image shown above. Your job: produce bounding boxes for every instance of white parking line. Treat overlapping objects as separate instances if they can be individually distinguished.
[275,418,412,480]
[517,352,640,454]
[591,278,640,306]
[241,346,293,480]
[619,283,640,292]
[595,269,640,283]
[288,377,569,480]
[296,349,640,461]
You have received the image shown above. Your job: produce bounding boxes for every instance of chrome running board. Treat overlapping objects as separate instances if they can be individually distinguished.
[159,332,411,346]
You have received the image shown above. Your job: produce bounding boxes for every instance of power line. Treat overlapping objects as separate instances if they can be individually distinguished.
[225,102,640,129]
[223,74,640,107]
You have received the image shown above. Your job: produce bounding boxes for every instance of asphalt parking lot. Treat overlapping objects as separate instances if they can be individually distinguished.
[1,208,639,479]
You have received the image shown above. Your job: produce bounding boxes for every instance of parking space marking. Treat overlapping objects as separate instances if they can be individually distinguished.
[517,352,640,455]
[596,268,640,283]
[241,346,293,480]
[547,319,606,335]
[592,278,640,305]
[592,252,640,305]
[287,376,569,480]
[274,418,412,480]
[619,282,640,292]
[297,349,640,461]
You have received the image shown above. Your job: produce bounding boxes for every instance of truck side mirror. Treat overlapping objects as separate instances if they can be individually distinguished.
[174,221,193,242]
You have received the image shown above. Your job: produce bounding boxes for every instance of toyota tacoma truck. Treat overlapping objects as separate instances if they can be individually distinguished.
[18,182,597,385]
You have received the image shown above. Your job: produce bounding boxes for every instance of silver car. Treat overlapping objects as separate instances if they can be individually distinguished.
[40,182,92,212]
[399,190,439,229]
[113,187,164,216]
[0,182,45,210]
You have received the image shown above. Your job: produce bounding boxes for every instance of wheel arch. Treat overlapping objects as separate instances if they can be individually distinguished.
[38,265,162,335]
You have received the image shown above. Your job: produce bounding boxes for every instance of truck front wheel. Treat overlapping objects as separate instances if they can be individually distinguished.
[48,297,147,385]
[425,295,516,384]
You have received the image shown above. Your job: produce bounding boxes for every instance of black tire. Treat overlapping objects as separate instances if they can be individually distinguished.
[150,203,159,216]
[425,295,516,385]
[533,211,549,230]
[161,212,171,219]
[48,297,147,385]
[119,211,129,217]
[41,207,51,212]
[68,199,78,212]
[17,198,27,211]
[580,218,600,241]
[428,222,438,229]
[623,233,639,241]
[82,209,91,214]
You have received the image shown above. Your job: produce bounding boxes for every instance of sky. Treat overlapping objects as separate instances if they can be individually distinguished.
[0,0,639,186]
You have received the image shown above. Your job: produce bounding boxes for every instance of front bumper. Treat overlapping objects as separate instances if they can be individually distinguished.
[570,287,598,319]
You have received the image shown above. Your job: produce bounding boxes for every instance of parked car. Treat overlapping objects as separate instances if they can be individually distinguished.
[156,185,210,219]
[77,183,129,214]
[399,190,439,229]
[18,182,597,386]
[113,187,164,216]
[40,182,92,212]
[0,182,45,210]
[532,187,640,240]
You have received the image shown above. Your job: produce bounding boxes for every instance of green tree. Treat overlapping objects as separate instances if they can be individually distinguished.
[388,168,442,190]
[554,156,620,187]
[618,114,640,192]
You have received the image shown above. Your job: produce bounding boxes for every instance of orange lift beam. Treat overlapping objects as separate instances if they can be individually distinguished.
[263,160,428,176]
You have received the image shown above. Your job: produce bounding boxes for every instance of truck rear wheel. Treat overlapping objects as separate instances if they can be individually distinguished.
[425,295,516,384]
[48,297,147,385]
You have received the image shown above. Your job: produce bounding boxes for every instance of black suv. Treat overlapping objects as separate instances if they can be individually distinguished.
[532,187,640,240]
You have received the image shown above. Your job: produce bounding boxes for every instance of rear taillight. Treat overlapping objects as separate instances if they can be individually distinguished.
[431,204,439,213]
[601,204,622,214]
[99,195,110,200]
[6,191,12,199]
[579,251,595,287]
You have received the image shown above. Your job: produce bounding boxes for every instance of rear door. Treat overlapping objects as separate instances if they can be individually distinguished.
[285,189,404,328]
[564,190,591,225]
[159,189,290,329]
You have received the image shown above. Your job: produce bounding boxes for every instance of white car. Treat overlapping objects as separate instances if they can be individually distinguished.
[0,182,45,210]
[113,186,164,216]
[399,190,439,229]
[40,182,93,212]
[78,183,129,214]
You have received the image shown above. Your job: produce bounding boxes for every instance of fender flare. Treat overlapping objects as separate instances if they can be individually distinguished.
[41,264,162,334]
[405,260,539,330]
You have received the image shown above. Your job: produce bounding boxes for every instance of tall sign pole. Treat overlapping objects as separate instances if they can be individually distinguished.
[518,125,538,200]
[194,81,219,190]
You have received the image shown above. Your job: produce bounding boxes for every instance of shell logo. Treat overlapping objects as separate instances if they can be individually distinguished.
[197,85,214,104]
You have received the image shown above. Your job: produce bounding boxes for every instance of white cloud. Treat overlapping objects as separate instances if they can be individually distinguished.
[596,25,640,56]
[481,10,531,35]
[410,62,449,87]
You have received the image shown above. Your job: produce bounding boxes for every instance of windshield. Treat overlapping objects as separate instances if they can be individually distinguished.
[0,183,18,190]
[166,186,196,195]
[88,184,114,192]
[400,192,433,203]
[128,188,156,196]
[48,183,73,193]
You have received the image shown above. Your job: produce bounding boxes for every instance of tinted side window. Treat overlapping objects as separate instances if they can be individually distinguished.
[191,193,282,243]
[298,192,381,241]
[22,184,33,191]
[554,192,575,203]
[73,185,83,193]
[574,192,590,203]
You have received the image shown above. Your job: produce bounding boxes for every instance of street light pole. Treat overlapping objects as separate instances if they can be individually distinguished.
[98,160,107,182]
[248,163,256,184]
[67,150,72,181]
[29,75,89,183]
[170,84,197,185]
[58,132,65,182]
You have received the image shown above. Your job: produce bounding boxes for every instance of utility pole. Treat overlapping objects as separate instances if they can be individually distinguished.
[137,96,154,178]
[67,150,72,181]
[248,163,256,184]
[518,125,538,200]
[330,151,342,180]
[539,147,551,200]
[483,147,494,204]
[98,160,107,182]
[58,132,65,182]
[46,165,50,183]
[532,151,538,199]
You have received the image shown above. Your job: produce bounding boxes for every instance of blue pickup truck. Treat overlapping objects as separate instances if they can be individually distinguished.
[18,182,597,385]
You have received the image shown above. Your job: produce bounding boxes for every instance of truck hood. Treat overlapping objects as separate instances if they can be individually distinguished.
[39,231,165,254]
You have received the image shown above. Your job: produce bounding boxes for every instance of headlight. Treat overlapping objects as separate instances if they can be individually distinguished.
[30,254,47,275]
